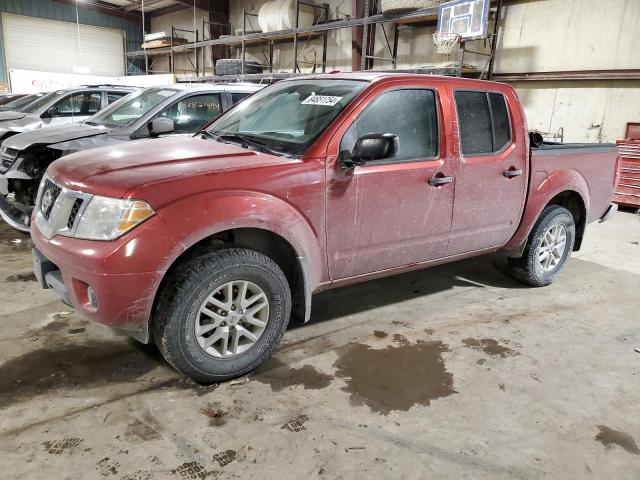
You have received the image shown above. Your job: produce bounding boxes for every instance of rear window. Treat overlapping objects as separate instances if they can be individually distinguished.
[455,91,511,155]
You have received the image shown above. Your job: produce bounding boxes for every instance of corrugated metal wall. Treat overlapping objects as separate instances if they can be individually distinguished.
[0,0,143,82]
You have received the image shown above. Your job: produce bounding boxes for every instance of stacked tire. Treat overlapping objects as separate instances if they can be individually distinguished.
[216,59,264,76]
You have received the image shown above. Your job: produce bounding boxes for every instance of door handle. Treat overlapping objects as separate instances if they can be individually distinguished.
[503,168,523,178]
[428,175,453,186]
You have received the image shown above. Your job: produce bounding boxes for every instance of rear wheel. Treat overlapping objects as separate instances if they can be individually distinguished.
[153,247,291,383]
[507,205,575,287]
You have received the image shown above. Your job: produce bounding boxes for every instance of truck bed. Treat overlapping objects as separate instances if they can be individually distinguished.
[532,142,617,154]
[531,142,618,223]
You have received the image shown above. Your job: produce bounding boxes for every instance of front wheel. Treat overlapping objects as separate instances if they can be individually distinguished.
[153,248,291,383]
[507,205,576,287]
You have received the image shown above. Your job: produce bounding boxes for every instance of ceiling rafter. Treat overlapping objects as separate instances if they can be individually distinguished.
[123,0,168,12]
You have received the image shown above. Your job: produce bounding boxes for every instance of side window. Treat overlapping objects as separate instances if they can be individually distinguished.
[455,91,511,155]
[230,92,250,105]
[340,89,439,163]
[161,93,222,134]
[489,93,511,151]
[107,92,128,104]
[53,92,101,117]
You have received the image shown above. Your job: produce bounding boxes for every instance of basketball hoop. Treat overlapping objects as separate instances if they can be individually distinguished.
[433,32,462,55]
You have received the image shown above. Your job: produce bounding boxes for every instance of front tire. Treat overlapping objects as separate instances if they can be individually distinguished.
[507,205,576,287]
[153,248,291,383]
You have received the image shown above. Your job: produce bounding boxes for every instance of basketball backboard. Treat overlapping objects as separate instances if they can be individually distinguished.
[436,0,490,41]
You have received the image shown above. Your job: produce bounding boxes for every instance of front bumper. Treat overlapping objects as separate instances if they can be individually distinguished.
[0,154,35,232]
[30,214,181,343]
[0,194,31,232]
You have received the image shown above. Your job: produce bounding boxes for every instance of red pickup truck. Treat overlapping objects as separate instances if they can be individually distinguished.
[30,73,619,383]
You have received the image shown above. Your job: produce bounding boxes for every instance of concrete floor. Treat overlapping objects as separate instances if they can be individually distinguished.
[0,211,639,479]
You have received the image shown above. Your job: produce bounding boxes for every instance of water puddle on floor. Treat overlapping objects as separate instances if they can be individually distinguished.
[254,358,333,392]
[595,425,640,455]
[462,338,518,358]
[333,339,456,415]
[0,341,166,408]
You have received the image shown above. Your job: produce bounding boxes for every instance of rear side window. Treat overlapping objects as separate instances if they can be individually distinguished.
[230,92,250,105]
[107,92,128,104]
[455,91,511,155]
[341,89,439,163]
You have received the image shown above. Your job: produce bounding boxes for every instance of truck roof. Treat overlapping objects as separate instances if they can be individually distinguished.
[288,71,510,89]
[139,83,263,93]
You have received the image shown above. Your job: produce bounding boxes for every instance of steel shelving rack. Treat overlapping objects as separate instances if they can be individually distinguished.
[126,25,199,76]
[124,0,502,82]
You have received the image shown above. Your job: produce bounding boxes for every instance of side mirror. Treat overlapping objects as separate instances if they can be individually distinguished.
[44,106,59,118]
[148,117,174,137]
[339,133,399,169]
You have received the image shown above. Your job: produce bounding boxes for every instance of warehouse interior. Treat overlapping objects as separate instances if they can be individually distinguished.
[0,0,639,478]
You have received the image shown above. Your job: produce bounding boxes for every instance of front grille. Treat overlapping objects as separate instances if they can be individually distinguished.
[67,198,84,229]
[0,147,18,173]
[34,176,94,239]
[41,179,62,220]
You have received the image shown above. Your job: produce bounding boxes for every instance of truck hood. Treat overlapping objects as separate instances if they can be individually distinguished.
[0,113,44,135]
[49,136,296,198]
[3,122,110,151]
[0,110,27,121]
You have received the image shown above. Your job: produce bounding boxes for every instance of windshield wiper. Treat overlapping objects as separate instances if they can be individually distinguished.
[84,121,101,126]
[203,131,290,157]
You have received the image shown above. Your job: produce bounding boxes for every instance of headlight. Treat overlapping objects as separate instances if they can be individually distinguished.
[75,196,155,240]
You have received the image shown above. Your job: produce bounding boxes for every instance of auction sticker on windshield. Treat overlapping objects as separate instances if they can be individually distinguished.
[302,94,343,106]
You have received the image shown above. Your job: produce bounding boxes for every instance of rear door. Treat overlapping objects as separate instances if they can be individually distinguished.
[326,82,456,279]
[445,88,527,255]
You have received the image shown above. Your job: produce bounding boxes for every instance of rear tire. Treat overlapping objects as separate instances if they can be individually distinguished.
[507,205,575,287]
[153,247,291,384]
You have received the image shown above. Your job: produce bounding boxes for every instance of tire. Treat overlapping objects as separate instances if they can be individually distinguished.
[153,247,291,383]
[507,205,576,287]
[215,59,263,76]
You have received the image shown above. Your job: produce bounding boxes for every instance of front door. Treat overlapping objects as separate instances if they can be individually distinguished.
[43,91,102,126]
[445,89,528,255]
[326,84,456,280]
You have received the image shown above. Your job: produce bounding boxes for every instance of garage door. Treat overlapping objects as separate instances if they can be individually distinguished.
[2,14,124,76]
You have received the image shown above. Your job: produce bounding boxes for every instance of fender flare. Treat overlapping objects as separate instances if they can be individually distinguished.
[152,189,325,321]
[504,168,589,255]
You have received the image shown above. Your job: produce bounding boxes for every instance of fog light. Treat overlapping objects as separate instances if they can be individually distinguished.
[87,286,98,308]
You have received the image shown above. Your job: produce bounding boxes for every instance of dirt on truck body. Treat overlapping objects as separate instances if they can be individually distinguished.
[29,72,619,382]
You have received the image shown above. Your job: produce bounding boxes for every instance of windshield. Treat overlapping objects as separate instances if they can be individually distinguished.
[206,79,367,156]
[20,91,61,114]
[88,88,179,128]
[0,93,44,111]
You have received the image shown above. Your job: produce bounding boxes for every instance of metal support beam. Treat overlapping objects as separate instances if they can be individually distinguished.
[293,0,300,74]
[492,69,640,82]
[352,0,364,71]
[360,0,369,70]
[209,0,230,69]
[486,0,502,80]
